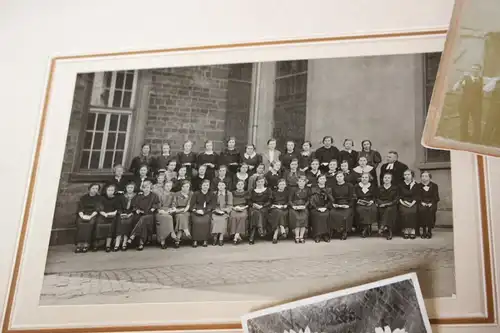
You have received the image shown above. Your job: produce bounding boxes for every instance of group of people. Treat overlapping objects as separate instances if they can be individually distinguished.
[73,136,440,253]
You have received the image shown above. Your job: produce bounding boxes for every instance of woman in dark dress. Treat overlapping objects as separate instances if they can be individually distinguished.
[127,180,160,250]
[211,164,233,191]
[106,164,128,195]
[358,139,382,169]
[95,184,120,252]
[265,160,282,190]
[305,158,322,188]
[314,136,340,173]
[280,140,299,171]
[298,141,314,173]
[352,156,377,185]
[219,136,241,176]
[248,175,272,244]
[156,180,177,249]
[248,163,266,192]
[190,179,216,248]
[133,165,153,193]
[197,140,218,181]
[115,181,136,251]
[309,174,333,243]
[339,139,359,170]
[418,171,440,239]
[330,171,356,240]
[172,180,193,247]
[172,166,190,192]
[269,179,290,243]
[289,176,310,243]
[340,160,358,185]
[354,173,378,238]
[129,144,155,177]
[376,173,399,240]
[241,144,262,176]
[177,140,197,178]
[192,164,208,192]
[284,158,304,189]
[325,160,339,189]
[156,142,173,175]
[211,181,233,246]
[229,179,249,244]
[398,169,420,239]
[74,183,101,253]
[234,163,250,190]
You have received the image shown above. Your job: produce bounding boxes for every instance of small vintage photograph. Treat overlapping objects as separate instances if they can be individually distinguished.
[41,52,454,306]
[241,273,431,333]
[425,0,500,150]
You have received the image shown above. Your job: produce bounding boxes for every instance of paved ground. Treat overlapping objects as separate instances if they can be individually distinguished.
[40,229,455,306]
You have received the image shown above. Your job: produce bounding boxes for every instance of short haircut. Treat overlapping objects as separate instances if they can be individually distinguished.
[421,170,432,179]
[322,136,333,144]
[388,150,399,157]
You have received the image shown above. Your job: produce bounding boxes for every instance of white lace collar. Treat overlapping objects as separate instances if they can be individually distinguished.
[404,180,416,188]
[204,151,214,155]
[353,165,373,173]
[254,187,267,193]
[237,172,248,180]
[301,151,311,156]
[244,152,257,159]
[358,182,371,189]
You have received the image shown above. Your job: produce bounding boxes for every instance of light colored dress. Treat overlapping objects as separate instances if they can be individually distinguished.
[173,191,192,232]
[211,191,233,234]
[156,190,175,242]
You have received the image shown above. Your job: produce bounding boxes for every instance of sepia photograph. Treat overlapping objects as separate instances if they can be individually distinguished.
[241,273,431,333]
[423,0,500,154]
[40,52,454,307]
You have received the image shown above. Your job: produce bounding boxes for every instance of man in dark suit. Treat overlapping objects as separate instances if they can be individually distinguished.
[452,64,484,143]
[379,151,408,186]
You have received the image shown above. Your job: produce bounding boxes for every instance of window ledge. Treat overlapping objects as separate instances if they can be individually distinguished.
[418,161,451,170]
[69,171,134,183]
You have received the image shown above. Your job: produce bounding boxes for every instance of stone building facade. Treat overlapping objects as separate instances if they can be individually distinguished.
[50,53,452,245]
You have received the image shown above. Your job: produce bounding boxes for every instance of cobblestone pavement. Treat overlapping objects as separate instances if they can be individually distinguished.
[40,230,454,305]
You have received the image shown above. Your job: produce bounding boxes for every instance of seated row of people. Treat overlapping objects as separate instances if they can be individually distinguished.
[74,164,439,253]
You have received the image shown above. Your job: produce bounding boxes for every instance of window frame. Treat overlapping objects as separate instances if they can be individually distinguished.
[71,70,139,181]
[421,52,451,169]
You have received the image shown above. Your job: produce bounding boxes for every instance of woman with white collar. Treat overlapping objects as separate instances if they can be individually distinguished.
[261,138,281,172]
[197,140,218,181]
[398,169,420,239]
[417,171,440,239]
[241,144,262,176]
[354,173,378,238]
[352,156,377,185]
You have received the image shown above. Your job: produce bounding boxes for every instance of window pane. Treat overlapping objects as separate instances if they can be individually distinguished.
[96,113,106,130]
[89,151,100,169]
[83,131,93,149]
[109,114,119,131]
[113,90,123,107]
[125,73,134,89]
[80,151,90,169]
[104,72,112,89]
[119,114,129,131]
[114,151,124,165]
[86,112,96,130]
[103,151,114,169]
[93,132,103,150]
[116,133,126,149]
[106,132,116,149]
[122,91,132,108]
[116,71,125,89]
[426,149,451,162]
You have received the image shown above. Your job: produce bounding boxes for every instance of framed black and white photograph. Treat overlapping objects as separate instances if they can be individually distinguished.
[241,273,432,333]
[1,1,497,332]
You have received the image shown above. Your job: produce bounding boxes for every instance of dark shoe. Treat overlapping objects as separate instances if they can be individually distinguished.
[340,231,348,240]
[322,235,330,243]
[410,234,416,240]
[161,243,167,249]
[249,239,255,245]
[361,228,368,238]
[113,246,120,252]
[386,229,393,240]
[294,238,299,244]
[272,238,278,244]
[427,230,433,239]
[105,247,111,253]
[218,240,224,246]
[192,241,198,248]
[82,247,88,253]
[121,244,128,251]
[314,237,321,243]
[300,238,305,244]
[137,244,144,251]
[74,247,82,253]
[212,238,218,246]
[403,234,409,239]
[174,241,180,248]
[202,241,208,247]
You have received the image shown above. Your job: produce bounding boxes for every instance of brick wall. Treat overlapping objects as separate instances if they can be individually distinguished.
[51,74,93,245]
[144,65,230,154]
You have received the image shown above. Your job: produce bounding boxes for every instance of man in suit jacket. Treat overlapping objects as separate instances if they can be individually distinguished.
[379,151,408,186]
[261,139,281,172]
